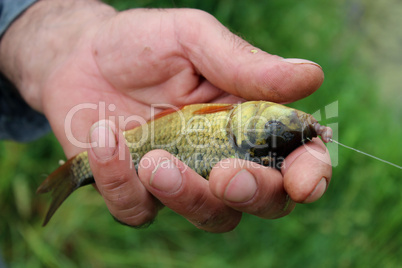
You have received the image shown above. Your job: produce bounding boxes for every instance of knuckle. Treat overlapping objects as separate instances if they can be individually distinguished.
[184,192,241,232]
[97,176,130,202]
[112,201,159,228]
[253,194,296,219]
[186,191,210,215]
[112,209,157,228]
[97,176,160,226]
[181,8,216,22]
[191,207,241,233]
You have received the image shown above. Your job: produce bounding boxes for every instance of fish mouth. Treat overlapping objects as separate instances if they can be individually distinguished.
[300,114,333,143]
[312,121,333,143]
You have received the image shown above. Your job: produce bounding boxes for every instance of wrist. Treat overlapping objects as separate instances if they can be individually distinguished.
[0,0,116,112]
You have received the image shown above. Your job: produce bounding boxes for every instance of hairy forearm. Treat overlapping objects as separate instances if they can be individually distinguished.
[0,0,116,112]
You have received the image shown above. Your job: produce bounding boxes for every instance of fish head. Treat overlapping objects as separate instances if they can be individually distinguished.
[228,101,318,166]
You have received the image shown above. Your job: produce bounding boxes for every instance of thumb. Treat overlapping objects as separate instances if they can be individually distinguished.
[177,9,324,103]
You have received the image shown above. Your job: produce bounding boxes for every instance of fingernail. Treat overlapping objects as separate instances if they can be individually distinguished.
[224,170,257,203]
[282,58,322,69]
[90,120,117,160]
[303,177,327,203]
[150,160,182,193]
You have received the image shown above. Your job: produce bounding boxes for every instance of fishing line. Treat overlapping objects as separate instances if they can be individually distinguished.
[329,139,402,170]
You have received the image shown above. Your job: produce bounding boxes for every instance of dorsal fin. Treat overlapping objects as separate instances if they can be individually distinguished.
[152,106,185,121]
[193,104,234,115]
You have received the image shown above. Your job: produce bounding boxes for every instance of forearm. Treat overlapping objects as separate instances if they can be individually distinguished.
[0,0,116,112]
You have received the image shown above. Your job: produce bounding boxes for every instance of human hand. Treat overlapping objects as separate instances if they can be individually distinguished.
[0,1,330,232]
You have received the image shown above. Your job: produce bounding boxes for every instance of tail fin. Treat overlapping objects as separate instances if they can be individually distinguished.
[37,157,94,226]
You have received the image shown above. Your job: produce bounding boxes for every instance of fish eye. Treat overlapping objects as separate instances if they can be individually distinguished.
[265,120,285,134]
[265,120,294,142]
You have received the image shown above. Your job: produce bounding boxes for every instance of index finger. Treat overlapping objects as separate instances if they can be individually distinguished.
[87,120,158,226]
[281,138,332,203]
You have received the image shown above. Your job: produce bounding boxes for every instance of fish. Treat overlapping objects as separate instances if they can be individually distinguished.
[37,101,332,226]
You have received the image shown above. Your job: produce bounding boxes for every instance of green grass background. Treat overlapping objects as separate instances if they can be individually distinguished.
[1,0,401,267]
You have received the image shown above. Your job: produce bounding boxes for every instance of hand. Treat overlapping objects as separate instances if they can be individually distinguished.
[0,2,330,232]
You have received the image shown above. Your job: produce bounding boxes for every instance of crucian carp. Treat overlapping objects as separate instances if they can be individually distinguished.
[37,101,333,226]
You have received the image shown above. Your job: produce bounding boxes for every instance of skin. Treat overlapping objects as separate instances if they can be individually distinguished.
[0,0,331,232]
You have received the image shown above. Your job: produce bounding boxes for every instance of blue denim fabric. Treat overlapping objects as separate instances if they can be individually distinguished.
[0,0,51,142]
[0,0,39,36]
[0,74,51,142]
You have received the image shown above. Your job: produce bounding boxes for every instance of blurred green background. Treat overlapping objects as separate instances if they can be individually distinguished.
[1,0,401,267]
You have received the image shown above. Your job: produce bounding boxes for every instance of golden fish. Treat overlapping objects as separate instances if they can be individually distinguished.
[37,101,332,225]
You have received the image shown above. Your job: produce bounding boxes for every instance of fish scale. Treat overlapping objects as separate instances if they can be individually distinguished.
[124,103,238,177]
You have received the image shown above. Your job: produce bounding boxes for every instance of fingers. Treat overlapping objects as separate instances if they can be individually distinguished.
[86,121,330,230]
[209,159,295,219]
[281,138,332,203]
[176,9,324,103]
[208,139,331,219]
[137,150,242,233]
[87,120,158,226]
